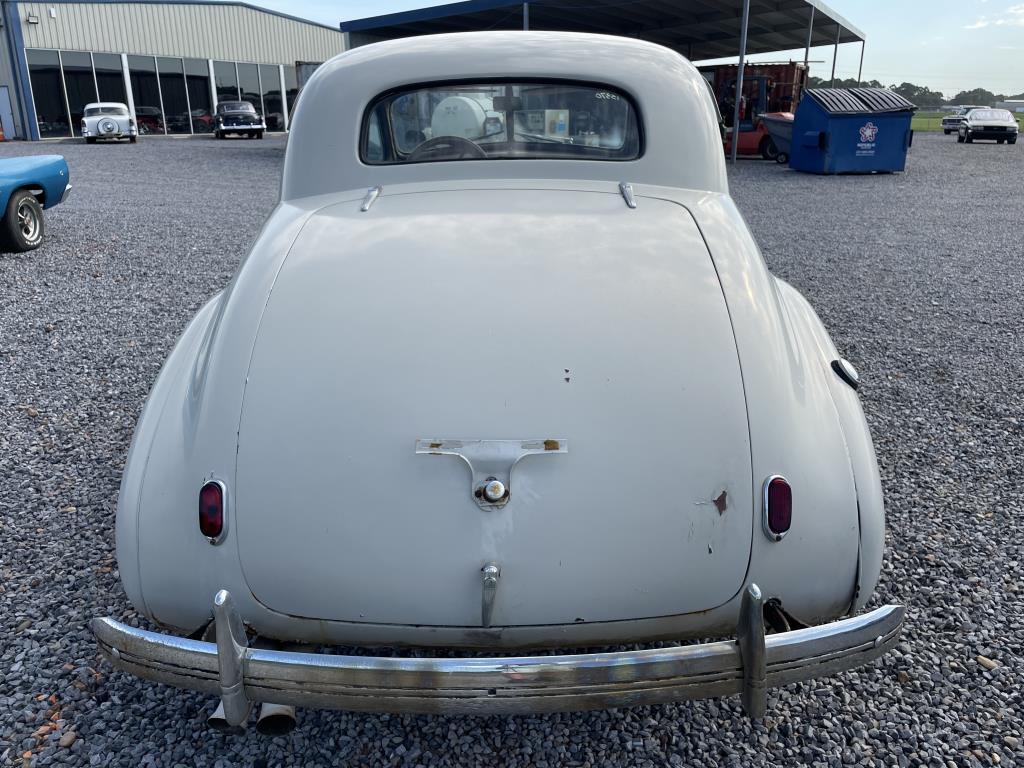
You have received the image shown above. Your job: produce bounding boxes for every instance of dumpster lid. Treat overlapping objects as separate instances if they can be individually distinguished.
[806,88,917,114]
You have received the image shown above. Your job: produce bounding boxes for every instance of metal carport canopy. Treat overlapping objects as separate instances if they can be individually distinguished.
[340,0,865,62]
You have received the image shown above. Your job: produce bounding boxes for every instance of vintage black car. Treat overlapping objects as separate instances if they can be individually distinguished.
[215,101,266,140]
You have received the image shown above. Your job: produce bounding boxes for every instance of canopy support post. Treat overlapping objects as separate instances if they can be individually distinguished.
[830,23,840,87]
[523,2,529,30]
[803,5,815,67]
[857,40,865,85]
[730,0,751,165]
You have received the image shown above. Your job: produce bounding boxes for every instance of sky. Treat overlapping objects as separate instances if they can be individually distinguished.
[260,0,1024,98]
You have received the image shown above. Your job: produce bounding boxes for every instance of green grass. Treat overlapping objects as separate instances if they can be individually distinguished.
[912,111,1024,132]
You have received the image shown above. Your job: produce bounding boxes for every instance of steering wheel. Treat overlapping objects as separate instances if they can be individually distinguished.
[407,135,487,161]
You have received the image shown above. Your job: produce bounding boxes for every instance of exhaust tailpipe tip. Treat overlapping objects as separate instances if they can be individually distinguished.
[207,701,248,735]
[256,702,297,736]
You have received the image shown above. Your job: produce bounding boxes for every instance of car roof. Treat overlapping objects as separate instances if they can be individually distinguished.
[282,31,726,202]
[84,102,128,109]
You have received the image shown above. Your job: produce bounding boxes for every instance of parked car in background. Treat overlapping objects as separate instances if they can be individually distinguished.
[190,108,215,133]
[941,105,985,134]
[0,155,70,252]
[81,102,137,144]
[92,32,903,731]
[215,101,265,139]
[958,108,1019,144]
[134,106,163,135]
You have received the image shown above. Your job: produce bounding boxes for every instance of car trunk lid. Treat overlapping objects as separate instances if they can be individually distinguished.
[235,187,753,627]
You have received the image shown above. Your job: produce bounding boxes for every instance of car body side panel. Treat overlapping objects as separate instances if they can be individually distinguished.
[0,155,69,211]
[117,199,334,630]
[679,190,862,624]
[773,278,884,612]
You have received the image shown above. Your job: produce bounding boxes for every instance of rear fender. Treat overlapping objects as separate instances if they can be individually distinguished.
[773,279,884,612]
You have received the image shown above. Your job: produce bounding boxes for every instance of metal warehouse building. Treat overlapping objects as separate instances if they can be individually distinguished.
[0,0,344,140]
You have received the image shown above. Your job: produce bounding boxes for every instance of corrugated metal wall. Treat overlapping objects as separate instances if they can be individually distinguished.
[17,2,344,64]
[0,33,25,138]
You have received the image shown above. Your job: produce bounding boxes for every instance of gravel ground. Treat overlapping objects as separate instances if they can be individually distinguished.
[0,132,1021,767]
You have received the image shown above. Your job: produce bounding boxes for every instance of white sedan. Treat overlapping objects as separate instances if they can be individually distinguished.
[92,31,903,731]
[81,102,137,144]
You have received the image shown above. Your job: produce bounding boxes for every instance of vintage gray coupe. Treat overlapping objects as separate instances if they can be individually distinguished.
[92,32,903,731]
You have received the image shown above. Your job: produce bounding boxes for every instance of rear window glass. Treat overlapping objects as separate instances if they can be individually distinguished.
[86,106,127,116]
[362,81,641,164]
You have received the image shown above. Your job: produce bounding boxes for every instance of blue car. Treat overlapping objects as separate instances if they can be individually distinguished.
[0,155,71,252]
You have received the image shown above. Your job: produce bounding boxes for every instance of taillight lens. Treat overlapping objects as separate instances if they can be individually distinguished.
[763,476,792,541]
[199,481,225,542]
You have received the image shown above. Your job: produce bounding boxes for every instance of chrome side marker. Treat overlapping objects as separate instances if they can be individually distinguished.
[831,358,860,390]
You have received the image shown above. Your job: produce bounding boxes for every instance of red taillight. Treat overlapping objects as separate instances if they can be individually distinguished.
[199,481,224,542]
[763,476,792,541]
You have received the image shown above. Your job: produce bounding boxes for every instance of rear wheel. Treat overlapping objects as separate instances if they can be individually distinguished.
[1,191,44,253]
[257,130,264,140]
[957,133,964,143]
[943,129,951,135]
[776,152,789,164]
[965,134,973,143]
[129,136,137,144]
[85,137,96,144]
[759,136,779,161]
[997,138,1004,144]
[1010,136,1017,145]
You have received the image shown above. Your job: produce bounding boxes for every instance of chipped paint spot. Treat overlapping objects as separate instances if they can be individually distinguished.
[543,439,560,451]
[708,543,713,555]
[429,442,442,449]
[713,490,728,514]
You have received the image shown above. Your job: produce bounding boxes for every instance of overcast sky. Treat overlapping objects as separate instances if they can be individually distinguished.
[263,0,1023,97]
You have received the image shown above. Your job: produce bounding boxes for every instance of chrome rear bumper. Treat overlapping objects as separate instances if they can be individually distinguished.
[92,586,903,718]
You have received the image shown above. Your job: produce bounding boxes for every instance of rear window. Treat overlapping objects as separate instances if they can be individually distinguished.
[85,106,127,116]
[219,102,255,113]
[362,81,641,164]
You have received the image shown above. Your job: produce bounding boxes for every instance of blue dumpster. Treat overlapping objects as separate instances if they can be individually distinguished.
[790,88,917,174]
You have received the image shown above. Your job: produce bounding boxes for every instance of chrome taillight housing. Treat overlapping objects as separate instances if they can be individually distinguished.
[199,480,226,543]
[762,475,792,542]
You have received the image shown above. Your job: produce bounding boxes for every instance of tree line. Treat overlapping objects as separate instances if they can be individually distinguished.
[807,77,1023,109]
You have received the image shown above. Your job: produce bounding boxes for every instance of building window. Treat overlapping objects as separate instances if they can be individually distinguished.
[27,49,69,138]
[237,63,261,114]
[185,58,214,133]
[127,55,163,134]
[93,52,126,104]
[214,61,238,102]
[259,64,283,130]
[61,51,97,133]
[283,65,298,120]
[157,57,190,134]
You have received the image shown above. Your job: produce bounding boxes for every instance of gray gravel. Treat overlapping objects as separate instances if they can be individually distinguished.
[1,132,1022,767]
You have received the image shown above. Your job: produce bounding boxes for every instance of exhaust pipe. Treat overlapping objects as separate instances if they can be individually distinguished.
[207,701,248,734]
[256,702,297,735]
